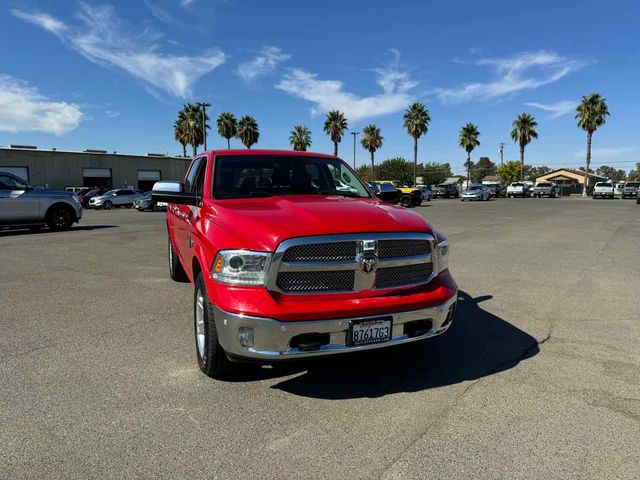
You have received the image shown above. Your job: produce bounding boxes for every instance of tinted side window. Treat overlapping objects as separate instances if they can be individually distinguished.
[184,158,203,192]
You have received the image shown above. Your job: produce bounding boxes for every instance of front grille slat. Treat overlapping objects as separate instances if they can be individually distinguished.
[374,263,433,289]
[378,239,431,258]
[282,241,357,263]
[276,271,355,293]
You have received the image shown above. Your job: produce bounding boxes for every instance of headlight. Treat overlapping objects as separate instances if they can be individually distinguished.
[211,250,271,286]
[435,239,449,273]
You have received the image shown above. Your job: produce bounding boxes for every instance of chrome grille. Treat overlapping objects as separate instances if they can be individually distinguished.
[378,239,431,258]
[282,241,357,263]
[268,233,436,295]
[276,271,355,293]
[375,263,433,289]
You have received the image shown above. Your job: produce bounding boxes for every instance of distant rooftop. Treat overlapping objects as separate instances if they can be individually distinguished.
[1,145,186,159]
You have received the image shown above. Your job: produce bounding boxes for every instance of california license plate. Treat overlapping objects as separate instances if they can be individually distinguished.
[348,318,392,346]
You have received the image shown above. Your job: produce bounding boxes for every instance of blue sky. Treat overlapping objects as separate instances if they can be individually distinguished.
[1,0,639,175]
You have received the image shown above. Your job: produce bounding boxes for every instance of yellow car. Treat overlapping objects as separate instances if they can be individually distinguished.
[378,180,422,207]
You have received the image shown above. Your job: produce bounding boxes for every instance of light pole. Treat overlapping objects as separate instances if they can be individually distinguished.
[499,142,505,166]
[198,102,211,151]
[351,131,360,169]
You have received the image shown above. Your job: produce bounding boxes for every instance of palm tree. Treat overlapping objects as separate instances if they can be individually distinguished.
[403,103,431,187]
[360,124,383,180]
[458,123,481,185]
[576,93,610,196]
[217,112,237,149]
[323,110,348,156]
[289,125,312,151]
[510,113,538,180]
[236,116,259,149]
[173,118,188,157]
[176,103,209,156]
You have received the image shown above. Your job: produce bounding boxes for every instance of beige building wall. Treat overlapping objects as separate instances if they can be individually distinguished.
[0,148,192,189]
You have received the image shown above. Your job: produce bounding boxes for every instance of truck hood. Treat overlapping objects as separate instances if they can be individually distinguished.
[208,195,431,251]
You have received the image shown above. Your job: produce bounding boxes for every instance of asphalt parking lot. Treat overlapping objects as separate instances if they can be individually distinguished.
[1,197,639,479]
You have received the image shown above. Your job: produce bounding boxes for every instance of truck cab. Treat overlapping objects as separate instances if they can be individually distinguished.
[153,150,457,378]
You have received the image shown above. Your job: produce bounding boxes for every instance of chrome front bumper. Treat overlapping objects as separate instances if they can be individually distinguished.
[213,295,457,361]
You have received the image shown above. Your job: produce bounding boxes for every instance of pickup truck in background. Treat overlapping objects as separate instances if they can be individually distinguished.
[531,182,558,198]
[433,183,460,199]
[153,150,457,378]
[592,182,615,199]
[378,180,422,207]
[622,181,640,199]
[506,182,530,198]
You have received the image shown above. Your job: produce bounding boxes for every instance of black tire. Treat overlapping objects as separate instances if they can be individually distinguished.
[194,273,231,378]
[168,235,188,282]
[125,204,133,209]
[400,195,412,208]
[46,205,74,231]
[103,201,113,210]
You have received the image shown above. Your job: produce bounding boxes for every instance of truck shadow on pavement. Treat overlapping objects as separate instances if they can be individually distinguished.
[0,225,117,237]
[269,291,540,398]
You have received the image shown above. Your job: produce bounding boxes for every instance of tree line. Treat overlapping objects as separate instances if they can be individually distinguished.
[173,93,633,192]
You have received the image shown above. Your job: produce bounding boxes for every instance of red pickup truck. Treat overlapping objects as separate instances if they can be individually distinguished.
[153,150,457,378]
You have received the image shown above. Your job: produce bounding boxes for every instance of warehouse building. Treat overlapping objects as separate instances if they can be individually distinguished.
[0,146,191,191]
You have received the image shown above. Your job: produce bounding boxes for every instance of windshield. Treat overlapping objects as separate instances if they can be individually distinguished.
[511,183,524,187]
[213,155,371,200]
[101,190,116,196]
[596,183,612,187]
[467,185,482,191]
[536,183,551,187]
[626,182,639,188]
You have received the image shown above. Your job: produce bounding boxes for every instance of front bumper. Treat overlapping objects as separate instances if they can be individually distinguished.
[213,294,457,360]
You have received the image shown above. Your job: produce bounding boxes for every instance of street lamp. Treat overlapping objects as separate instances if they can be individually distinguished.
[351,131,360,169]
[197,102,211,151]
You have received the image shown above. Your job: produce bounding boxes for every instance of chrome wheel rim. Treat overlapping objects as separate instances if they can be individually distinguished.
[195,289,205,358]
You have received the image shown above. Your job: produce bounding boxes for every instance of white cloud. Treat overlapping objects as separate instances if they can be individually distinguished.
[0,75,82,135]
[12,4,225,98]
[181,0,195,7]
[237,46,290,84]
[276,53,417,122]
[524,100,578,118]
[144,0,175,24]
[435,50,585,104]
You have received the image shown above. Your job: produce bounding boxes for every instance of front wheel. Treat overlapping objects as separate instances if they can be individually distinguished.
[400,195,412,208]
[194,273,232,379]
[103,201,113,210]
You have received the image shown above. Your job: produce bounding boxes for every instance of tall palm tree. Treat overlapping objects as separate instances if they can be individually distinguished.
[289,125,312,151]
[236,116,259,149]
[458,123,481,185]
[360,124,383,180]
[510,113,538,180]
[576,93,610,196]
[323,110,348,156]
[403,102,431,187]
[173,118,188,157]
[216,112,237,149]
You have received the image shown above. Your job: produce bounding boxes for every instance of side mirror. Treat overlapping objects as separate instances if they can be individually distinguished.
[372,184,381,194]
[152,181,199,206]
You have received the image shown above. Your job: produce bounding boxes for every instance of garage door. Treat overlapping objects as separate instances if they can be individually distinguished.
[137,170,161,181]
[83,168,111,178]
[0,166,29,182]
[83,168,112,188]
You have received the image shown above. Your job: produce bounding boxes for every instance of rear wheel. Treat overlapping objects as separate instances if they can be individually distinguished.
[168,235,188,282]
[194,273,231,378]
[46,205,74,231]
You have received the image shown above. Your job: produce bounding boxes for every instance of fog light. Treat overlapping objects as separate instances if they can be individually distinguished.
[239,327,254,347]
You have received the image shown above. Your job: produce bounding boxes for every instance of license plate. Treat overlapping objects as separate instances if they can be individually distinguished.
[348,317,392,346]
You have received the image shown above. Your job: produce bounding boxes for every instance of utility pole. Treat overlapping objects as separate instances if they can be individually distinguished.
[198,102,211,151]
[499,142,505,165]
[351,131,360,169]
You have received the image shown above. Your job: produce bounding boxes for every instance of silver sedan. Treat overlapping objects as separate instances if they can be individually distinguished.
[461,185,491,201]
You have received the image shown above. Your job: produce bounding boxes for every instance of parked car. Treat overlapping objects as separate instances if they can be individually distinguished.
[152,150,457,378]
[417,185,432,201]
[79,188,109,208]
[592,182,615,199]
[482,183,505,198]
[636,185,640,204]
[367,181,400,204]
[0,171,82,231]
[506,182,530,198]
[461,184,491,201]
[531,182,558,198]
[433,183,460,199]
[614,182,625,198]
[89,189,142,209]
[622,181,640,199]
[378,180,422,207]
[133,191,161,211]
